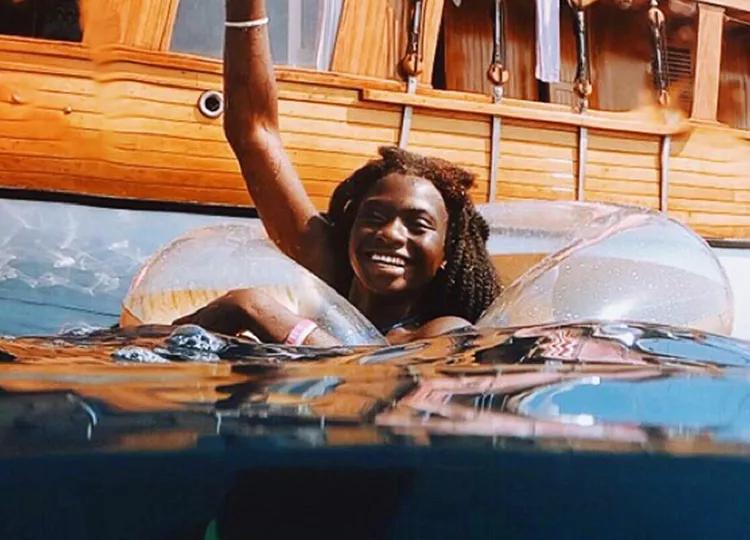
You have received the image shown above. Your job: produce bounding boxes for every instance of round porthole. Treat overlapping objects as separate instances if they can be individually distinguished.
[197,90,224,119]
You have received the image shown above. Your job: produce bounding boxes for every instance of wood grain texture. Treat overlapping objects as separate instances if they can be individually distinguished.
[442,0,537,99]
[2,18,750,241]
[332,0,408,80]
[420,0,446,85]
[588,2,652,111]
[441,0,489,94]
[718,25,750,129]
[331,0,444,85]
[692,3,725,121]
[0,43,407,210]
[80,0,178,50]
[362,88,690,134]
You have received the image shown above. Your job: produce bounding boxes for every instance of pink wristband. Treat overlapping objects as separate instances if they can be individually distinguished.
[284,319,318,346]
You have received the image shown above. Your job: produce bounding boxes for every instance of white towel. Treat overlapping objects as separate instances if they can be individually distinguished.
[535,0,561,83]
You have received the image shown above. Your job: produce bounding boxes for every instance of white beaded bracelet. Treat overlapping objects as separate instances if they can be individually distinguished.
[225,17,269,29]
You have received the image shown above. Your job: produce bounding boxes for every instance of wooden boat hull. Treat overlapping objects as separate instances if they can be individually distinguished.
[1,35,749,240]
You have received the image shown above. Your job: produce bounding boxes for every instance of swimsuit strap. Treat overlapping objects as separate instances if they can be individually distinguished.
[378,314,426,335]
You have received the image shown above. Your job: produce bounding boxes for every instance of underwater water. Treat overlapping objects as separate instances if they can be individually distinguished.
[2,322,750,538]
[4,198,750,538]
[5,321,750,452]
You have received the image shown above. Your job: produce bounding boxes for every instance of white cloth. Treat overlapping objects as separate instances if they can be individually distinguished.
[315,0,343,71]
[535,0,561,83]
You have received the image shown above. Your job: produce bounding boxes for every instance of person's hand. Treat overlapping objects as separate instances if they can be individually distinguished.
[173,289,276,336]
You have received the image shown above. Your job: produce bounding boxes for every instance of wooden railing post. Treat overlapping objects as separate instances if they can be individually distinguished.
[691,3,725,122]
[419,0,445,85]
[81,0,180,50]
[332,0,444,84]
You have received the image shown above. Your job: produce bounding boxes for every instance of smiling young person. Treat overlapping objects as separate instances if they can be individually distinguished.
[175,0,501,345]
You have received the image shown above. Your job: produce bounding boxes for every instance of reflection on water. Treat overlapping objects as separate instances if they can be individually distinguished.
[2,321,750,458]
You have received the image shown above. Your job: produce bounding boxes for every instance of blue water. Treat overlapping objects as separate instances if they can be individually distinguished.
[0,198,251,335]
[5,197,750,539]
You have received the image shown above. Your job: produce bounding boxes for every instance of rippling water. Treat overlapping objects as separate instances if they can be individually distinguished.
[4,199,750,538]
[3,321,750,459]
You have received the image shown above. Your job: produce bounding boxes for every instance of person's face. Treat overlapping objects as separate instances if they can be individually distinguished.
[348,173,448,297]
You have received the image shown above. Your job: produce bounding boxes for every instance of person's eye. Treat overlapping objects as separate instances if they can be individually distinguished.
[409,219,435,233]
[361,210,386,223]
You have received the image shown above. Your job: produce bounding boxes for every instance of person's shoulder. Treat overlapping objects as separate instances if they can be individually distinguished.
[387,316,472,344]
[418,316,473,337]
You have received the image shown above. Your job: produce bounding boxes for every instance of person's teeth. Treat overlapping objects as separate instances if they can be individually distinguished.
[371,254,404,266]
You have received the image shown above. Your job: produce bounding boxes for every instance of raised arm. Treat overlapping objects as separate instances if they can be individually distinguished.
[224,0,333,278]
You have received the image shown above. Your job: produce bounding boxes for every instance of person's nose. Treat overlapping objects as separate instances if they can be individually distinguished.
[376,218,408,245]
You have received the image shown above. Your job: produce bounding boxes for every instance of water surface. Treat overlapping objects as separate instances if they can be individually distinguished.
[3,321,750,458]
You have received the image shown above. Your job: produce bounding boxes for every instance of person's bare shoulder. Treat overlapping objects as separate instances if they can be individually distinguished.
[387,316,472,344]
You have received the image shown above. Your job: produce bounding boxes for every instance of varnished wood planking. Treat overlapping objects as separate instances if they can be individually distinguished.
[669,197,750,216]
[3,19,750,240]
[586,170,659,191]
[684,212,750,226]
[442,0,492,94]
[402,108,490,199]
[587,129,661,154]
[497,183,575,201]
[692,3,725,121]
[501,119,578,147]
[1,107,389,208]
[718,24,750,129]
[280,100,401,126]
[331,0,444,85]
[154,0,181,50]
[331,0,415,82]
[407,110,490,176]
[442,0,537,99]
[495,119,577,200]
[0,170,250,205]
[79,0,179,50]
[585,177,659,196]
[287,148,381,171]
[420,0,446,85]
[588,2,652,111]
[585,190,659,209]
[584,127,661,207]
[1,62,399,204]
[587,149,658,168]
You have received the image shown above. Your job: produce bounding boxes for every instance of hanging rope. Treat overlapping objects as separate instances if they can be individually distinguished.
[486,0,508,101]
[566,0,591,199]
[400,0,424,79]
[398,0,424,148]
[567,0,592,113]
[648,0,670,107]
[487,0,507,203]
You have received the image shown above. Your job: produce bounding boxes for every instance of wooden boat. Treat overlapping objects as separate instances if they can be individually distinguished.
[1,0,749,241]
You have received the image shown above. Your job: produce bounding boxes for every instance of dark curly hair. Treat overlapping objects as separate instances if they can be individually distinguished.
[327,146,501,323]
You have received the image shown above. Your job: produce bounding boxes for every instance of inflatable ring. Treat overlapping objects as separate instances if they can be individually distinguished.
[122,202,734,344]
[120,222,386,346]
[477,201,733,334]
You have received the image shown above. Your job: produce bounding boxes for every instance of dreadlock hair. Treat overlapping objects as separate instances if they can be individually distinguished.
[327,146,501,323]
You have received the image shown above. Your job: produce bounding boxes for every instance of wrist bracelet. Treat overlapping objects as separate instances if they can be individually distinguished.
[225,17,269,29]
[284,319,318,346]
